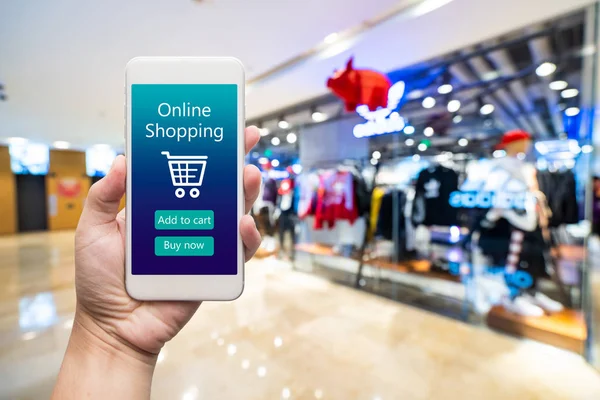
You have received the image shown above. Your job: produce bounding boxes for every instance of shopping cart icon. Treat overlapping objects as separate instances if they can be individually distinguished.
[161,151,208,198]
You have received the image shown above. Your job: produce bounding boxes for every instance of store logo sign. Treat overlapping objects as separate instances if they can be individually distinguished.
[353,81,406,138]
[449,190,532,210]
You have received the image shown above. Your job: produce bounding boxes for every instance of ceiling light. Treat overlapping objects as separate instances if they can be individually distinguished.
[447,99,461,113]
[493,150,506,158]
[481,71,500,81]
[582,144,593,154]
[311,111,327,122]
[424,127,434,137]
[271,137,280,146]
[480,104,495,115]
[278,119,289,129]
[259,127,270,136]
[292,164,303,174]
[561,88,579,99]
[458,138,469,147]
[438,84,453,95]
[418,143,427,152]
[412,154,421,162]
[549,80,568,91]
[370,158,378,166]
[407,89,424,99]
[405,138,415,146]
[565,107,580,117]
[403,125,415,135]
[324,32,339,44]
[286,132,297,144]
[271,159,280,167]
[536,62,557,77]
[7,137,28,145]
[422,96,436,109]
[372,151,381,160]
[258,157,269,164]
[453,115,463,124]
[53,141,70,149]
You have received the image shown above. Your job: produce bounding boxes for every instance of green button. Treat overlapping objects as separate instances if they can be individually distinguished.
[155,210,214,230]
[155,236,214,256]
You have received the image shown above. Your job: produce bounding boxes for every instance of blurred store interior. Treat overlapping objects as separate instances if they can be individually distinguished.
[2,0,600,399]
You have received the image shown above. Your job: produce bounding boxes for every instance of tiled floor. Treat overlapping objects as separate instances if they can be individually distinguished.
[1,231,600,399]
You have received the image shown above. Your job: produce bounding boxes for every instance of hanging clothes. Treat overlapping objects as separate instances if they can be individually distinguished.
[314,170,359,229]
[369,187,386,239]
[376,189,408,258]
[537,170,579,227]
[413,165,459,227]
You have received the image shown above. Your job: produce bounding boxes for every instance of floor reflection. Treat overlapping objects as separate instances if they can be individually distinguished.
[1,231,600,400]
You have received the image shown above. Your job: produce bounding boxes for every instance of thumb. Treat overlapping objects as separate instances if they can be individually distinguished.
[80,155,126,226]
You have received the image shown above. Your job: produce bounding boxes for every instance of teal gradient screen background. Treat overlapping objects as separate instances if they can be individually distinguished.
[131,84,238,275]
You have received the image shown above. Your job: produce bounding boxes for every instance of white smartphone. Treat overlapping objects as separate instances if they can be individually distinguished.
[125,57,245,301]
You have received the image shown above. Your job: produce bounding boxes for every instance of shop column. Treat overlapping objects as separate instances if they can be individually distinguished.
[47,150,90,231]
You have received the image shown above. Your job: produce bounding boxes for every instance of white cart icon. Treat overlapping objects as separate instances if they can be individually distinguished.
[161,151,208,198]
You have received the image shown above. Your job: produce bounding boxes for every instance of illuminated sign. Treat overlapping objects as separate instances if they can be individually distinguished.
[449,190,533,210]
[353,81,406,138]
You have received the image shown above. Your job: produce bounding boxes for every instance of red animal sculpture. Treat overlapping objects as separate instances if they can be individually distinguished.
[327,57,392,112]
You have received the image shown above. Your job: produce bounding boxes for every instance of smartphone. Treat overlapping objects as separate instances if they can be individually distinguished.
[125,57,245,300]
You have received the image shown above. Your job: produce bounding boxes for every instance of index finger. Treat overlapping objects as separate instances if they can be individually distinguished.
[245,126,260,155]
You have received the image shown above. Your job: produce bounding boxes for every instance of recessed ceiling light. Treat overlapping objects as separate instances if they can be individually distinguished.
[7,137,28,145]
[403,125,415,135]
[458,138,469,147]
[407,89,424,99]
[278,120,289,129]
[53,141,70,149]
[549,80,568,91]
[422,96,436,109]
[424,127,434,137]
[311,111,327,122]
[259,128,270,136]
[418,143,427,151]
[372,151,381,160]
[453,115,463,124]
[271,159,280,167]
[480,104,495,115]
[536,62,556,77]
[447,99,461,113]
[405,138,415,146]
[565,107,580,117]
[561,88,579,99]
[438,84,453,95]
[286,132,297,144]
[271,137,281,146]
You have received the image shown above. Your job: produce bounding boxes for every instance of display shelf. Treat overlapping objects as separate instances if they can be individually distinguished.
[486,306,587,353]
[295,243,460,282]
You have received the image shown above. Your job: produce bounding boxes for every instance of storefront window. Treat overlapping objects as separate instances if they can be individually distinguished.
[250,7,599,365]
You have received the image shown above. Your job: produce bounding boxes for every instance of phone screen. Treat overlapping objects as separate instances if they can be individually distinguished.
[130,84,238,275]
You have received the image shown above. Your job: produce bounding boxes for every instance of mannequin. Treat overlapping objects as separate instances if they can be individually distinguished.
[479,130,563,317]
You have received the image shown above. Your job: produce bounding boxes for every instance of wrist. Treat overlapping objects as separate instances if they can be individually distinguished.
[52,309,156,400]
[73,306,158,366]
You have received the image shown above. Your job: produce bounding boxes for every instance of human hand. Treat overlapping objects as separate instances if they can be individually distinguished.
[72,126,262,359]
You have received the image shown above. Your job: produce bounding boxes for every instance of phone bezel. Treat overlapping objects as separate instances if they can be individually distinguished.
[125,57,245,300]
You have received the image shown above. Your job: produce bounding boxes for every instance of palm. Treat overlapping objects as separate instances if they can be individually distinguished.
[75,209,199,355]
